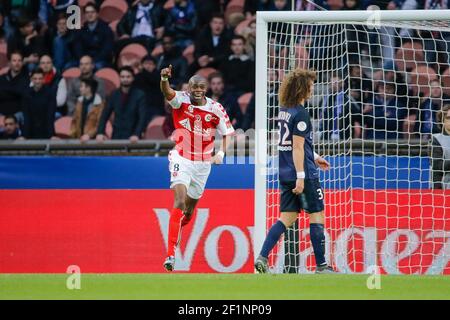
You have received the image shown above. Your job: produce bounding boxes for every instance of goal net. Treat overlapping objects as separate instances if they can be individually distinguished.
[254,10,450,275]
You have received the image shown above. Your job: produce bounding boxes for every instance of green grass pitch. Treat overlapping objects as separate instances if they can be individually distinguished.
[0,274,448,300]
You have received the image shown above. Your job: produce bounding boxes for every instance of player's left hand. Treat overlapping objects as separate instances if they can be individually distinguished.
[315,156,330,171]
[292,178,304,195]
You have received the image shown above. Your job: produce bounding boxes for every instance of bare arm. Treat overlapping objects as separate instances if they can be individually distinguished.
[292,135,305,194]
[211,135,232,164]
[160,64,176,101]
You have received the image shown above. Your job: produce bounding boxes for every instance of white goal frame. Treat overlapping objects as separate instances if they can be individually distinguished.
[254,9,450,270]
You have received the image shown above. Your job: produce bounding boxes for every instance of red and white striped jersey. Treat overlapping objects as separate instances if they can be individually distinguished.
[168,91,235,161]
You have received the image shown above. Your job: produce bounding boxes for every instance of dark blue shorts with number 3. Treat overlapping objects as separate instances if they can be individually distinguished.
[280,179,325,213]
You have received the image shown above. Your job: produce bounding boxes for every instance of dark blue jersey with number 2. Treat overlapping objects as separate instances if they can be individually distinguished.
[278,105,318,182]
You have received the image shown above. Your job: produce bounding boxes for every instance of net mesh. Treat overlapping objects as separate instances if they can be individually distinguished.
[265,19,450,274]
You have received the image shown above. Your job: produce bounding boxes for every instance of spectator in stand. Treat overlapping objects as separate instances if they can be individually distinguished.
[219,35,255,95]
[190,13,232,75]
[1,0,41,37]
[39,55,67,117]
[0,51,30,123]
[208,72,244,129]
[320,74,362,140]
[0,115,20,139]
[240,18,256,61]
[155,33,188,87]
[116,0,166,54]
[244,0,257,18]
[66,55,106,116]
[364,82,406,140]
[164,0,197,51]
[349,65,373,104]
[430,104,450,189]
[73,2,114,70]
[7,16,47,71]
[21,68,56,139]
[70,78,104,142]
[194,0,229,30]
[51,13,76,71]
[409,79,450,138]
[96,67,147,142]
[134,55,165,124]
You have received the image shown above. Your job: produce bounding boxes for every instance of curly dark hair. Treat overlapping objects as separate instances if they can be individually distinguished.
[278,68,316,108]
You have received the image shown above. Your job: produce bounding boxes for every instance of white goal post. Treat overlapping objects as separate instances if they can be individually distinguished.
[254,10,450,274]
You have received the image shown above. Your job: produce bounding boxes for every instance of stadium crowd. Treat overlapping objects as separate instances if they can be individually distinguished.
[0,0,449,141]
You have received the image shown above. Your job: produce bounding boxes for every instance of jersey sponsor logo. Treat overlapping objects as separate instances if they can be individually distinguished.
[278,145,293,151]
[205,114,212,122]
[297,121,307,132]
[179,118,192,131]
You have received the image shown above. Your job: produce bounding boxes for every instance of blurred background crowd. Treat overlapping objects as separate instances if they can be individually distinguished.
[0,0,449,142]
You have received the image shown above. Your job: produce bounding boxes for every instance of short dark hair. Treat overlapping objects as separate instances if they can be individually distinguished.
[208,71,224,82]
[84,1,99,12]
[56,12,68,22]
[8,50,23,61]
[17,16,33,29]
[231,35,246,44]
[81,78,98,95]
[4,115,18,124]
[210,13,225,22]
[31,68,44,77]
[118,66,135,76]
[162,31,175,40]
[141,55,156,64]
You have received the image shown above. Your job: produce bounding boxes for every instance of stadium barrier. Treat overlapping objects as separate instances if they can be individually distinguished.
[0,156,448,274]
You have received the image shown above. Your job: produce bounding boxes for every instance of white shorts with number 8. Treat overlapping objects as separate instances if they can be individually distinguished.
[168,150,212,199]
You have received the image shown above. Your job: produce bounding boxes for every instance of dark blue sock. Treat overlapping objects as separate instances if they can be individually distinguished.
[260,220,287,258]
[310,223,326,266]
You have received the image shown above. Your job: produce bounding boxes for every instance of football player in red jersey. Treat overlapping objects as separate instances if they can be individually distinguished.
[160,65,235,271]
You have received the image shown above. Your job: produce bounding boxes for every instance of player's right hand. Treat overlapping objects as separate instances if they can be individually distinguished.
[161,64,172,78]
[292,178,304,195]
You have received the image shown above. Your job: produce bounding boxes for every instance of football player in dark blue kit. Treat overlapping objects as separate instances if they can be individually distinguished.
[255,68,337,274]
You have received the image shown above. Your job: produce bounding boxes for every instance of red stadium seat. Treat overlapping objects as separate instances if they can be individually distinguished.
[62,67,81,80]
[55,116,73,139]
[0,41,7,69]
[77,0,91,8]
[442,68,450,97]
[183,44,195,65]
[99,0,128,23]
[164,0,175,10]
[238,92,253,114]
[109,20,120,39]
[144,116,166,140]
[409,65,438,96]
[279,45,309,71]
[95,68,120,97]
[0,67,8,75]
[196,67,218,80]
[395,42,425,73]
[151,45,163,57]
[118,43,148,68]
